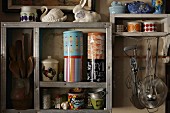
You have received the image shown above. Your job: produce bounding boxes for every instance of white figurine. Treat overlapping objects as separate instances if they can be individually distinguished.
[73,0,101,22]
[40,6,67,22]
[61,101,69,110]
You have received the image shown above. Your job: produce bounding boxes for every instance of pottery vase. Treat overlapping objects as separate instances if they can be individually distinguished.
[152,0,164,14]
[11,78,32,110]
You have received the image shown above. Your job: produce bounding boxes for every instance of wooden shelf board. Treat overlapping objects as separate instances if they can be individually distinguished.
[40,109,110,113]
[40,82,106,88]
[115,32,168,37]
[111,14,169,18]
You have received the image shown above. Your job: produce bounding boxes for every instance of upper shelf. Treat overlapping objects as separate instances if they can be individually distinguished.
[110,14,169,18]
[1,22,111,29]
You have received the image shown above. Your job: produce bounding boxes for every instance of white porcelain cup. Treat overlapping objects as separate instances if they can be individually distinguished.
[143,21,156,32]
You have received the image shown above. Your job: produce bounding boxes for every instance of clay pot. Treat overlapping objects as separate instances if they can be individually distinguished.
[11,78,32,110]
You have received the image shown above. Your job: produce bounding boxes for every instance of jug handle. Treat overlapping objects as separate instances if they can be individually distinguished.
[99,91,106,98]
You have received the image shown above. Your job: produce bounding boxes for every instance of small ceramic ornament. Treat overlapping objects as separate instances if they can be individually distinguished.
[61,101,69,110]
[73,0,101,22]
[40,6,67,22]
[152,0,164,14]
[109,1,126,14]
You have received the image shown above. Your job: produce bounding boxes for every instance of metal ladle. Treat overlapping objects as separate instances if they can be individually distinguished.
[145,41,157,102]
[124,45,145,109]
[139,37,168,109]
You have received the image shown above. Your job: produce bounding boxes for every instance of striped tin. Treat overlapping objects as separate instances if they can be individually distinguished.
[63,31,83,82]
[64,56,82,82]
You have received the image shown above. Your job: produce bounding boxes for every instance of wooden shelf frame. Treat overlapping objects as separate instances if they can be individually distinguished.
[1,22,113,113]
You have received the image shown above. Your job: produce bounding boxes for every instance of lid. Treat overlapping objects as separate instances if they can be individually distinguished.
[42,56,59,63]
[63,30,82,34]
[88,32,105,36]
[111,1,123,6]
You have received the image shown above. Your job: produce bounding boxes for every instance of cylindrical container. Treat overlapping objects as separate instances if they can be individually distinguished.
[20,6,37,22]
[88,32,105,59]
[68,93,85,110]
[64,56,82,82]
[87,32,105,82]
[63,31,83,82]
[143,21,156,32]
[63,31,83,56]
[87,59,105,82]
[54,95,61,109]
[127,22,141,32]
[42,89,51,109]
[42,56,59,81]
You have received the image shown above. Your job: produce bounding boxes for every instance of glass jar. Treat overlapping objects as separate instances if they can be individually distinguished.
[42,89,51,109]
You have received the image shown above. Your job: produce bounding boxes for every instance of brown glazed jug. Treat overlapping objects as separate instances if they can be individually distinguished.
[11,78,32,110]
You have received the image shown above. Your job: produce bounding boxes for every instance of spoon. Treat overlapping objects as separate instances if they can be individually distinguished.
[9,62,20,78]
[16,40,25,78]
[27,56,34,78]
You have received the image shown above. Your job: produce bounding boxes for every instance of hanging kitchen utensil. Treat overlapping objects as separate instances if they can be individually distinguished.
[27,56,34,78]
[9,62,20,78]
[139,38,168,109]
[124,45,145,109]
[9,45,20,78]
[16,40,25,78]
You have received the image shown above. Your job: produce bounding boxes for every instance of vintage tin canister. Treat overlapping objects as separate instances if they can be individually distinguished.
[63,31,83,82]
[68,93,85,110]
[63,31,83,56]
[87,32,105,82]
[87,59,106,82]
[64,57,82,82]
[87,32,105,59]
[42,56,59,81]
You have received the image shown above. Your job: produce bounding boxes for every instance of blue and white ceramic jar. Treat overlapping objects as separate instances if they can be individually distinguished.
[20,6,37,22]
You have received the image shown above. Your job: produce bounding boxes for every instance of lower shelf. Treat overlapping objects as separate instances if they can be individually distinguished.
[40,109,110,113]
[5,109,111,113]
[40,82,106,88]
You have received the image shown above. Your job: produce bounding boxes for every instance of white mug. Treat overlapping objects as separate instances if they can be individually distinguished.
[127,22,141,32]
[143,21,156,32]
[20,6,37,22]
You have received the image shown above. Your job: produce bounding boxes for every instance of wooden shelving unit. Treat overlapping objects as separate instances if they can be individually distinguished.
[1,22,112,113]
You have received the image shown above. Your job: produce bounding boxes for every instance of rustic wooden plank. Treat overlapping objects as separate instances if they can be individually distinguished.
[40,82,106,88]
[5,109,36,113]
[115,32,168,37]
[39,109,110,113]
[111,14,169,18]
[1,22,109,28]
